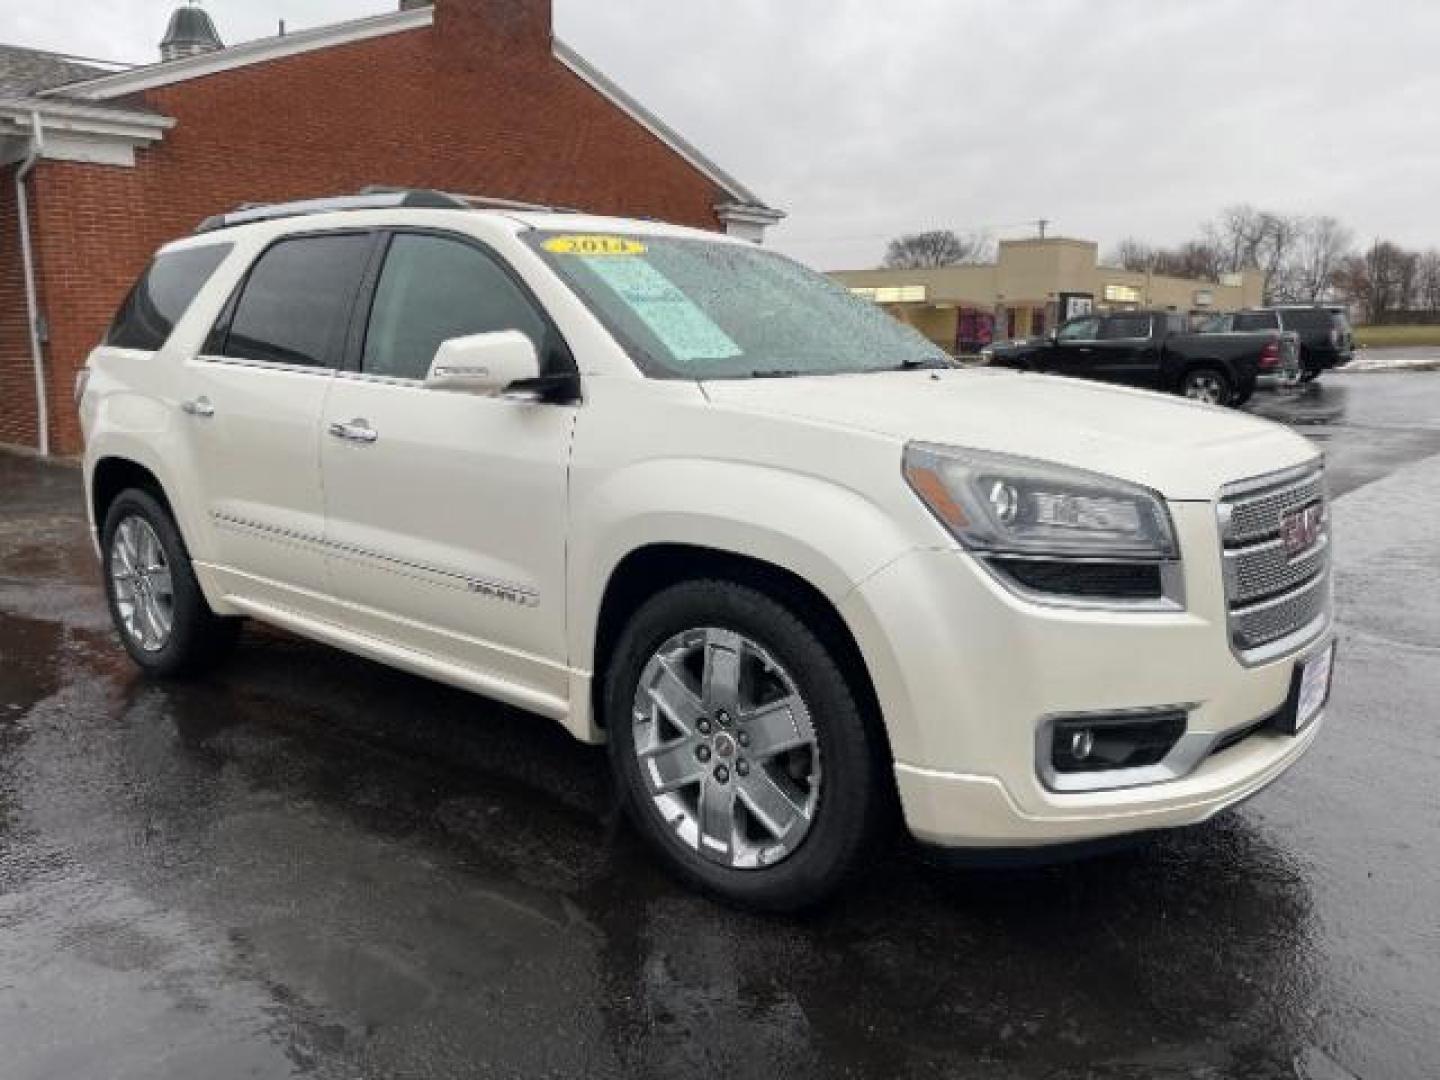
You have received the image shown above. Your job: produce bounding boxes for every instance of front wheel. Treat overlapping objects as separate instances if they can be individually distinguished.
[604,580,888,911]
[1299,368,1322,384]
[1180,367,1232,407]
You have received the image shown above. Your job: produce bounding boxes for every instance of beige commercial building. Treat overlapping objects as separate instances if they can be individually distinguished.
[832,238,1265,355]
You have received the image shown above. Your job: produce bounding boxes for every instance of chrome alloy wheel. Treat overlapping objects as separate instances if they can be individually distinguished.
[109,516,175,653]
[1183,371,1228,405]
[631,628,822,870]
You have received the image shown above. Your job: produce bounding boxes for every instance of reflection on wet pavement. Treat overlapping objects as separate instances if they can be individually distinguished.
[2,379,1438,1078]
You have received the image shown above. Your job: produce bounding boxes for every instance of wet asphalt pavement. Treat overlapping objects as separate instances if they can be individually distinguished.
[2,372,1438,1079]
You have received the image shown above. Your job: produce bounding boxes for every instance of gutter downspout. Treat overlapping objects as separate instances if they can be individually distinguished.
[16,110,48,457]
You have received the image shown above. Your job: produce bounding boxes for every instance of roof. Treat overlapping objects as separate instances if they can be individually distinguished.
[36,6,780,216]
[0,42,113,97]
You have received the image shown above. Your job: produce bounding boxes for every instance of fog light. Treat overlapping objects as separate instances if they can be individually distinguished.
[1049,711,1187,775]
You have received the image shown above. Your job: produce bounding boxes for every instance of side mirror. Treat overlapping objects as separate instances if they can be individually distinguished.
[425,331,540,397]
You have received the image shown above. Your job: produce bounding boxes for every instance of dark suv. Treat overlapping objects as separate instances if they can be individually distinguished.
[1228,307,1353,382]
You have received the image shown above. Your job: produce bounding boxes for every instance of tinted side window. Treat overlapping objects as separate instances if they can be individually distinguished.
[1234,310,1280,331]
[1057,317,1100,342]
[1278,309,1335,332]
[361,234,558,380]
[221,234,371,369]
[1101,315,1152,339]
[106,244,232,351]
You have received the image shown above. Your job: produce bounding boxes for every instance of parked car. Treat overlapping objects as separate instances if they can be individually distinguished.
[79,191,1335,910]
[1210,306,1353,382]
[982,310,1293,406]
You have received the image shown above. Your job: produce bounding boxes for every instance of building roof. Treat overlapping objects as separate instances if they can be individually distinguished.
[36,5,780,217]
[0,42,113,97]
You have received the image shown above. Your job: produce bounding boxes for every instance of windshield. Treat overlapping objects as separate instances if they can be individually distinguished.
[527,231,948,378]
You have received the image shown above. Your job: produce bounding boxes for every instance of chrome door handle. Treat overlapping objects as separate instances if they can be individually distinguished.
[328,419,379,444]
[180,396,215,418]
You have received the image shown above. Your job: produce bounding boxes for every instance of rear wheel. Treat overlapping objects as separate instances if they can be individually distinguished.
[605,580,887,911]
[102,489,241,677]
[1180,366,1232,407]
[1232,379,1256,407]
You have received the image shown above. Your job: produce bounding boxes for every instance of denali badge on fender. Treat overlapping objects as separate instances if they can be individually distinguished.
[1280,502,1325,559]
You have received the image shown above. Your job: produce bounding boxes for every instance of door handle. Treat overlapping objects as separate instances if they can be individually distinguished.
[180,396,215,418]
[328,419,379,444]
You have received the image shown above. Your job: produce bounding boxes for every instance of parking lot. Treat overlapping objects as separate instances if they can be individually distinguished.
[2,370,1438,1080]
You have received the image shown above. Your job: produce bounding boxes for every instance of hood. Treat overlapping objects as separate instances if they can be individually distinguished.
[700,368,1319,501]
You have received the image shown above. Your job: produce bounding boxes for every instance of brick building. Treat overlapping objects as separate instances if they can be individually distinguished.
[0,0,782,456]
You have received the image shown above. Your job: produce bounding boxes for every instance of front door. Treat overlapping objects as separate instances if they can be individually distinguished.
[1045,315,1103,374]
[319,231,578,702]
[181,231,375,602]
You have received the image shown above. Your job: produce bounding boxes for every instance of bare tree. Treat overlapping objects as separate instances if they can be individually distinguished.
[883,230,990,269]
[1284,216,1354,302]
[1154,241,1225,282]
[1204,204,1271,274]
[1417,250,1440,314]
[1347,240,1413,322]
[1108,238,1156,272]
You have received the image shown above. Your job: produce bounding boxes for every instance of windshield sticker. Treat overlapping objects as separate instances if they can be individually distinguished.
[582,257,743,363]
[543,235,648,257]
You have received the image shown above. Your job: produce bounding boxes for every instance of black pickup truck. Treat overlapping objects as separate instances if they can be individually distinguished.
[983,310,1297,407]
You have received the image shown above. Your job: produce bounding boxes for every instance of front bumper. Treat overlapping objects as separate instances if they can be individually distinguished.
[839,501,1331,849]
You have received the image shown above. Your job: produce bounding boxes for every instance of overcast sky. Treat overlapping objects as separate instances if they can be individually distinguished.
[5,0,1437,269]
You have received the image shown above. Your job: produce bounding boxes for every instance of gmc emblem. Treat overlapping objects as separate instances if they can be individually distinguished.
[1280,502,1325,559]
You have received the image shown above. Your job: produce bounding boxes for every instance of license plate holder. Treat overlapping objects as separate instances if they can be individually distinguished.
[1279,640,1336,735]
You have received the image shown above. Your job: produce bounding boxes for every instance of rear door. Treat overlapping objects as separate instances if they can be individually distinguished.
[318,230,578,703]
[1094,313,1160,386]
[180,231,375,602]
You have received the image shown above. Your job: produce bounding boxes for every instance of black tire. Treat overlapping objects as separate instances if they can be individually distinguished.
[101,489,241,678]
[1299,368,1322,384]
[1232,379,1256,407]
[1179,365,1233,407]
[604,579,888,912]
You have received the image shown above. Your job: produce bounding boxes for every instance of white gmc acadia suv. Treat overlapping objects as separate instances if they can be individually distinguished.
[79,191,1335,910]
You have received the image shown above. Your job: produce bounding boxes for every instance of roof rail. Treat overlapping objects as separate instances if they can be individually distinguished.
[357,185,576,214]
[194,189,469,233]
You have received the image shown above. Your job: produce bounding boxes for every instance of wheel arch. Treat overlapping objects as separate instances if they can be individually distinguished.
[91,456,177,540]
[590,543,888,752]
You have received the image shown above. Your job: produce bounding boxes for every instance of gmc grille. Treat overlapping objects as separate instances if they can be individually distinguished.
[1218,464,1332,662]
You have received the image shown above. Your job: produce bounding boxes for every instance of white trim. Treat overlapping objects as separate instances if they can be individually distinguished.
[0,99,172,166]
[715,201,786,244]
[40,6,435,101]
[553,38,776,214]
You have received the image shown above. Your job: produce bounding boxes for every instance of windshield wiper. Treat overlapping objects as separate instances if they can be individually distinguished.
[749,368,810,378]
[894,357,950,371]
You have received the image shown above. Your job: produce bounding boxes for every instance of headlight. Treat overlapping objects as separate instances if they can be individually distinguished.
[903,443,1177,561]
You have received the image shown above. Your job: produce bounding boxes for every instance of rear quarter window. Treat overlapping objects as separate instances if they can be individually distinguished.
[1278,309,1338,332]
[106,244,233,351]
[1234,310,1280,332]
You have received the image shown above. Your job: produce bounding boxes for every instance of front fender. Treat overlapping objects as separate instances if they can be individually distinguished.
[568,457,923,670]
